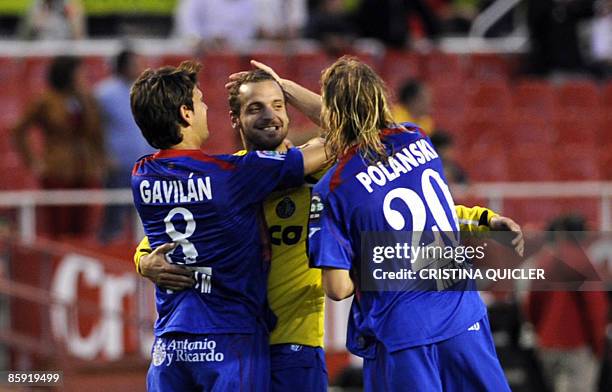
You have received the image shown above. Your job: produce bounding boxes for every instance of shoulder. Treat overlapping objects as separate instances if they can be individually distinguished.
[236,149,301,167]
[313,165,337,198]
[384,123,425,141]
[131,153,156,176]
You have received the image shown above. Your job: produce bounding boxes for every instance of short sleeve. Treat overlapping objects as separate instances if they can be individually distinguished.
[134,236,152,275]
[308,191,353,270]
[235,148,304,204]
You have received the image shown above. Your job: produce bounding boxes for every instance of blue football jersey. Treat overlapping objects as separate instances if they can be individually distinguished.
[132,148,304,336]
[308,124,486,356]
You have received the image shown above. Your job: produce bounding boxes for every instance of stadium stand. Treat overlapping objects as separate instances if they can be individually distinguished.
[466,52,511,81]
[511,79,555,121]
[380,50,422,95]
[421,51,465,82]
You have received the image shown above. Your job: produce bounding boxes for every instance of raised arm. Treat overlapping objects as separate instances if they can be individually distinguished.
[227,60,323,127]
[298,136,329,175]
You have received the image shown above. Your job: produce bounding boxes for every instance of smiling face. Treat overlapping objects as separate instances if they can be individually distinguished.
[231,80,289,151]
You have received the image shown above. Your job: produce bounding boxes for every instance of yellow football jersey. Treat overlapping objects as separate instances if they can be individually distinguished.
[264,174,325,347]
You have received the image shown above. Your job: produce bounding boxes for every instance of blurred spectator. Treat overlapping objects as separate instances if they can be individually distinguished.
[95,49,152,243]
[174,0,257,49]
[355,0,441,48]
[256,0,307,40]
[591,0,612,77]
[305,0,357,51]
[524,215,609,392]
[430,130,468,184]
[11,56,103,238]
[18,0,85,40]
[526,0,595,76]
[441,0,481,35]
[440,0,514,37]
[392,78,434,135]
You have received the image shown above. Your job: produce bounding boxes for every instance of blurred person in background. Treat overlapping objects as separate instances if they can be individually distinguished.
[95,48,152,243]
[355,0,441,48]
[305,0,358,51]
[11,56,103,238]
[392,78,434,135]
[430,130,468,185]
[591,0,612,78]
[174,0,257,50]
[440,0,482,35]
[18,0,85,40]
[256,0,307,40]
[526,0,595,76]
[524,214,609,392]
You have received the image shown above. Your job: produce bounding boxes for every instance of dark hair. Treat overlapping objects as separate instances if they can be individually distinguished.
[47,55,81,92]
[130,60,202,149]
[546,214,587,243]
[398,79,423,105]
[430,130,453,150]
[115,49,135,76]
[227,69,281,117]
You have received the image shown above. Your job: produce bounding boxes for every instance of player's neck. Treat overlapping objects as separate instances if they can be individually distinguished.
[244,142,286,153]
[170,127,208,150]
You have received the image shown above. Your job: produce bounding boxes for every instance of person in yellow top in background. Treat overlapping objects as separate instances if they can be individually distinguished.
[391,78,434,135]
[134,62,524,392]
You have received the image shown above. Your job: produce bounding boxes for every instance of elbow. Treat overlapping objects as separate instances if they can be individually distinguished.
[322,270,354,301]
[325,288,352,301]
[323,280,354,301]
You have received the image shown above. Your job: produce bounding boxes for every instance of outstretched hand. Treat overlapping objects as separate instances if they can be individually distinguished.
[249,60,283,84]
[225,60,284,91]
[140,243,195,291]
[489,216,524,257]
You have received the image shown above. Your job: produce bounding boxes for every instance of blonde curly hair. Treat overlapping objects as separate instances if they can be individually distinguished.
[321,56,396,163]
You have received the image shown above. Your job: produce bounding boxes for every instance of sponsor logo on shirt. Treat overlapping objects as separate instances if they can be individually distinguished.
[256,151,286,160]
[152,337,225,366]
[468,322,480,332]
[276,197,296,219]
[309,194,323,221]
[308,227,321,239]
[152,338,167,366]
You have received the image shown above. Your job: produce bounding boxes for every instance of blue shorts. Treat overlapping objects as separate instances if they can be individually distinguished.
[147,329,269,392]
[270,344,328,392]
[363,315,510,392]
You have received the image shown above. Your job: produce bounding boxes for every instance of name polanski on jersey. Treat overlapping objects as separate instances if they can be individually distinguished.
[355,139,439,193]
[139,173,213,204]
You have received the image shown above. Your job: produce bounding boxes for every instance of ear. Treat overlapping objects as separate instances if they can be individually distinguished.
[230,113,240,131]
[180,104,193,126]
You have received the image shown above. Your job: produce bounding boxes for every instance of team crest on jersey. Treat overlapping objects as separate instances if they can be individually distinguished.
[256,151,285,161]
[152,338,167,366]
[310,194,324,221]
[276,197,296,219]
